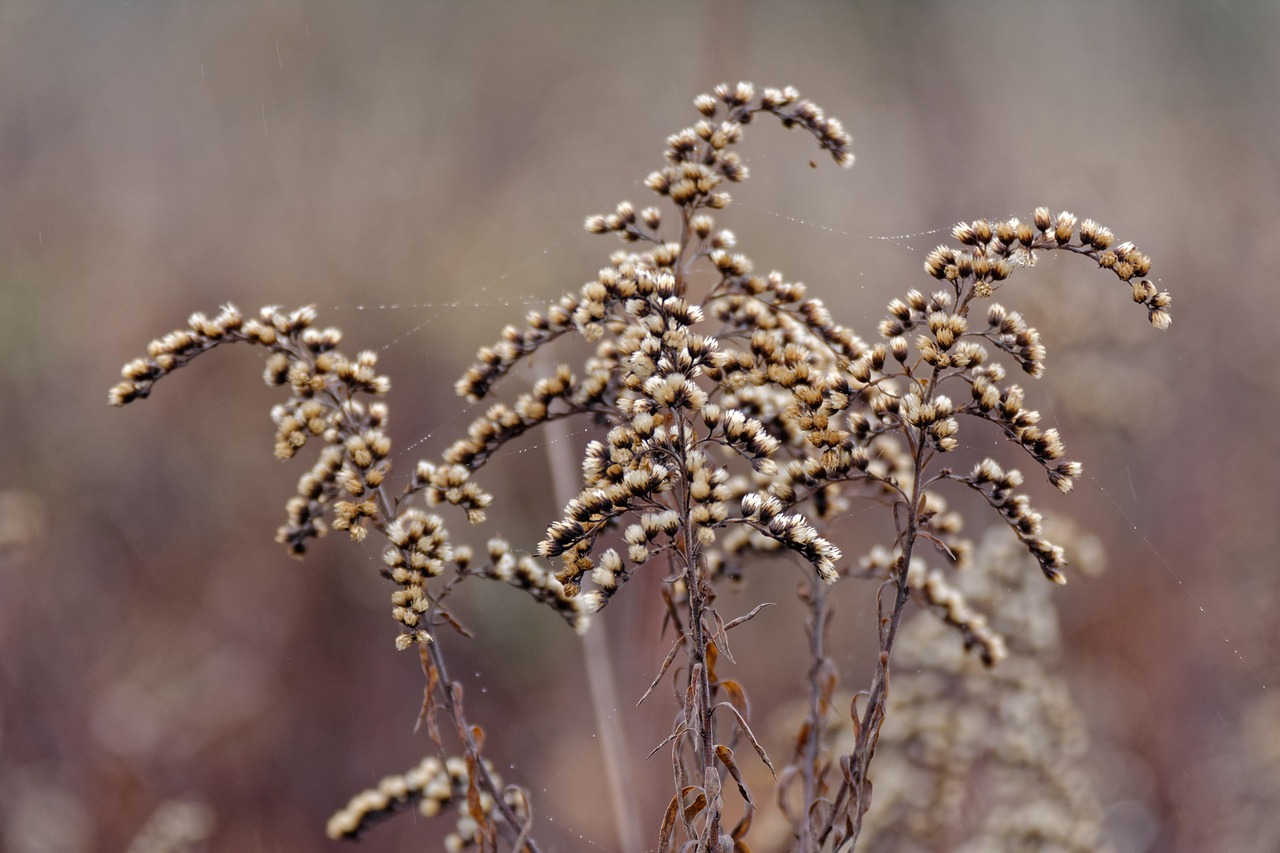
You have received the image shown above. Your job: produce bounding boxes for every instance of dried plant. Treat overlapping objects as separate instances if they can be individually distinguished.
[109,82,1170,851]
[855,527,1112,853]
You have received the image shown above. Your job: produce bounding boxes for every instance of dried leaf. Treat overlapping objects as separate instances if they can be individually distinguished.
[716,701,774,777]
[775,765,801,827]
[723,602,774,632]
[715,744,752,808]
[807,797,834,835]
[638,632,687,707]
[507,786,535,853]
[920,529,958,562]
[465,754,485,824]
[681,787,708,822]
[840,753,854,786]
[813,754,833,796]
[451,682,468,742]
[703,764,722,806]
[436,607,475,638]
[478,821,497,853]
[830,815,850,849]
[791,720,812,755]
[416,645,442,745]
[730,807,753,845]
[659,794,680,852]
[720,680,750,719]
[685,664,702,727]
[673,740,693,837]
[647,724,688,760]
[816,660,837,712]
[710,608,734,663]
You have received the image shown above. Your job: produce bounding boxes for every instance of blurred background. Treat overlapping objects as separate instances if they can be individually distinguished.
[2,0,1278,850]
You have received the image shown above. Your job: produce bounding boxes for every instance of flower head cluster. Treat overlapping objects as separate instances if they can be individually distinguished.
[326,754,523,848]
[445,366,610,471]
[110,83,1174,848]
[475,538,599,633]
[454,88,1167,626]
[632,83,853,223]
[416,89,867,642]
[833,206,1168,595]
[109,304,392,553]
[382,509,451,648]
[954,459,1067,584]
[924,209,1170,329]
[741,493,841,582]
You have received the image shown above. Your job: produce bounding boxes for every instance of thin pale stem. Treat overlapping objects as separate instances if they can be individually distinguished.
[543,402,644,853]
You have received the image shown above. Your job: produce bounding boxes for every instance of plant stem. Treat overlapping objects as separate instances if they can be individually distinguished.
[676,412,721,847]
[544,407,644,853]
[798,579,829,853]
[425,637,544,853]
[838,367,941,851]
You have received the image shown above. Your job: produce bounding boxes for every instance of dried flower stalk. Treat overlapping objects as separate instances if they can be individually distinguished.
[110,82,1169,851]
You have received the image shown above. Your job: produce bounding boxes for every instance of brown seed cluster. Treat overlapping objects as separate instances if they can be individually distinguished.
[954,459,1067,584]
[109,304,392,553]
[382,508,450,648]
[443,366,608,471]
[636,84,853,221]
[455,302,578,402]
[108,89,1164,629]
[325,754,521,847]
[741,493,841,582]
[474,538,599,633]
[923,209,1170,330]
[460,89,1167,615]
[431,91,864,613]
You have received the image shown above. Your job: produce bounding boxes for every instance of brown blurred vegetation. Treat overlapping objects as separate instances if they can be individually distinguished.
[2,1,1278,850]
